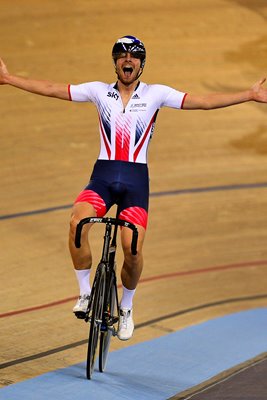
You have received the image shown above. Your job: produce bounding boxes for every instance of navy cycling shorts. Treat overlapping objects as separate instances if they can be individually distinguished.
[74,160,149,229]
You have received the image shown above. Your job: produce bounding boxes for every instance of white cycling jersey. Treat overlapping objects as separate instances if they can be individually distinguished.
[69,81,187,164]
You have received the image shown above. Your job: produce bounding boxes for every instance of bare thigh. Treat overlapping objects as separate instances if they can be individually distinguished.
[69,202,96,269]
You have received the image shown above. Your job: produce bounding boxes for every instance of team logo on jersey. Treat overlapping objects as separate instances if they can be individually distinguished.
[130,103,147,112]
[107,91,119,100]
[131,103,147,108]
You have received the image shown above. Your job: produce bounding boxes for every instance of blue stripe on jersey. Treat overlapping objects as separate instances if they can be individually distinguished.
[135,117,146,146]
[97,101,111,143]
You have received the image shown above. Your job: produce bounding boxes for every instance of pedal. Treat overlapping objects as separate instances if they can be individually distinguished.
[107,316,119,326]
[74,311,87,320]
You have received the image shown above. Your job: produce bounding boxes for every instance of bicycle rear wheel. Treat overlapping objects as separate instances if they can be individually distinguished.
[87,263,106,379]
[99,277,117,372]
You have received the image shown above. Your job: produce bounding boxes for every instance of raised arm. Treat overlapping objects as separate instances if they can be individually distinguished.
[183,78,267,110]
[0,58,70,100]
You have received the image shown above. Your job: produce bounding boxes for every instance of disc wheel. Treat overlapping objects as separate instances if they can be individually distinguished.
[86,263,105,379]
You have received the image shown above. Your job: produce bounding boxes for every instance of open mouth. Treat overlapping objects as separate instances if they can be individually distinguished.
[123,66,133,77]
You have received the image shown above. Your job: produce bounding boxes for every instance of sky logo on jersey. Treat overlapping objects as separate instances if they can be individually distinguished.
[107,91,119,100]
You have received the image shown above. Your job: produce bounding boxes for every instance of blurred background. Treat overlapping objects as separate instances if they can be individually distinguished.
[1,0,267,387]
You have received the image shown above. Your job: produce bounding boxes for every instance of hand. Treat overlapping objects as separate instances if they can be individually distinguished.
[0,58,9,84]
[251,77,267,103]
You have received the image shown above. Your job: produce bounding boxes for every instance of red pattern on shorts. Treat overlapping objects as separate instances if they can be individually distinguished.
[119,207,148,229]
[74,190,107,217]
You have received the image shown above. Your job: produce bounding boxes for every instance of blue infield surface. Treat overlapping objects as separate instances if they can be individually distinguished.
[1,307,267,400]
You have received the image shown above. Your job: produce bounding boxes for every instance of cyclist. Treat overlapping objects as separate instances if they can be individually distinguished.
[1,35,267,340]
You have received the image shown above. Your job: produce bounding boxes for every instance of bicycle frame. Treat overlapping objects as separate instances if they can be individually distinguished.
[75,213,138,378]
[75,217,138,324]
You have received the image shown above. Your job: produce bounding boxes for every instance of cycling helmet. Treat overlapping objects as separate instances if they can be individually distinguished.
[112,35,146,69]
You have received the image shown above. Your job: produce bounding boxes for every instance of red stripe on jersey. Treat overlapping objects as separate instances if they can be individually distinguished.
[98,114,111,159]
[119,207,148,229]
[68,84,72,101]
[133,111,158,162]
[74,190,107,217]
[115,120,123,160]
[115,117,131,161]
[181,93,188,109]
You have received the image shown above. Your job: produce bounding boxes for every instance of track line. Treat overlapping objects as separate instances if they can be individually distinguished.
[1,181,267,221]
[169,352,267,400]
[1,293,267,370]
[1,259,267,319]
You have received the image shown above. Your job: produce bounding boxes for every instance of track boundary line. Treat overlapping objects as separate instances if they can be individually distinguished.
[1,293,267,370]
[1,181,267,221]
[170,352,267,400]
[1,259,267,319]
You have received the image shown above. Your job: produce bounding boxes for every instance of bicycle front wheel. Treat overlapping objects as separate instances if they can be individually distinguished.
[87,263,106,380]
[99,279,116,372]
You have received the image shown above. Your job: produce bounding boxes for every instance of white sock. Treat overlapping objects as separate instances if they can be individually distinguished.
[74,269,91,296]
[120,285,136,309]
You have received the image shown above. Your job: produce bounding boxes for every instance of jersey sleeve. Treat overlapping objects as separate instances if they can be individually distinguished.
[68,81,105,102]
[153,84,187,109]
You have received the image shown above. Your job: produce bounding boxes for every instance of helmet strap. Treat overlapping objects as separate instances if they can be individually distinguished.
[136,67,143,79]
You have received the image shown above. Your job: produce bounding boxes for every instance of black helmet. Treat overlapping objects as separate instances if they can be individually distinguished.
[112,35,146,69]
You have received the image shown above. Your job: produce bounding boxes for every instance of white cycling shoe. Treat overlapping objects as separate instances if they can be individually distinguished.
[117,308,134,341]
[73,294,90,318]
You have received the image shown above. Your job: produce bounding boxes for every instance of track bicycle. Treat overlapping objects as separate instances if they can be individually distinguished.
[75,210,138,379]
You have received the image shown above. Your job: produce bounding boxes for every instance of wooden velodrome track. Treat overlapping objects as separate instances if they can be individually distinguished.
[1,0,267,393]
